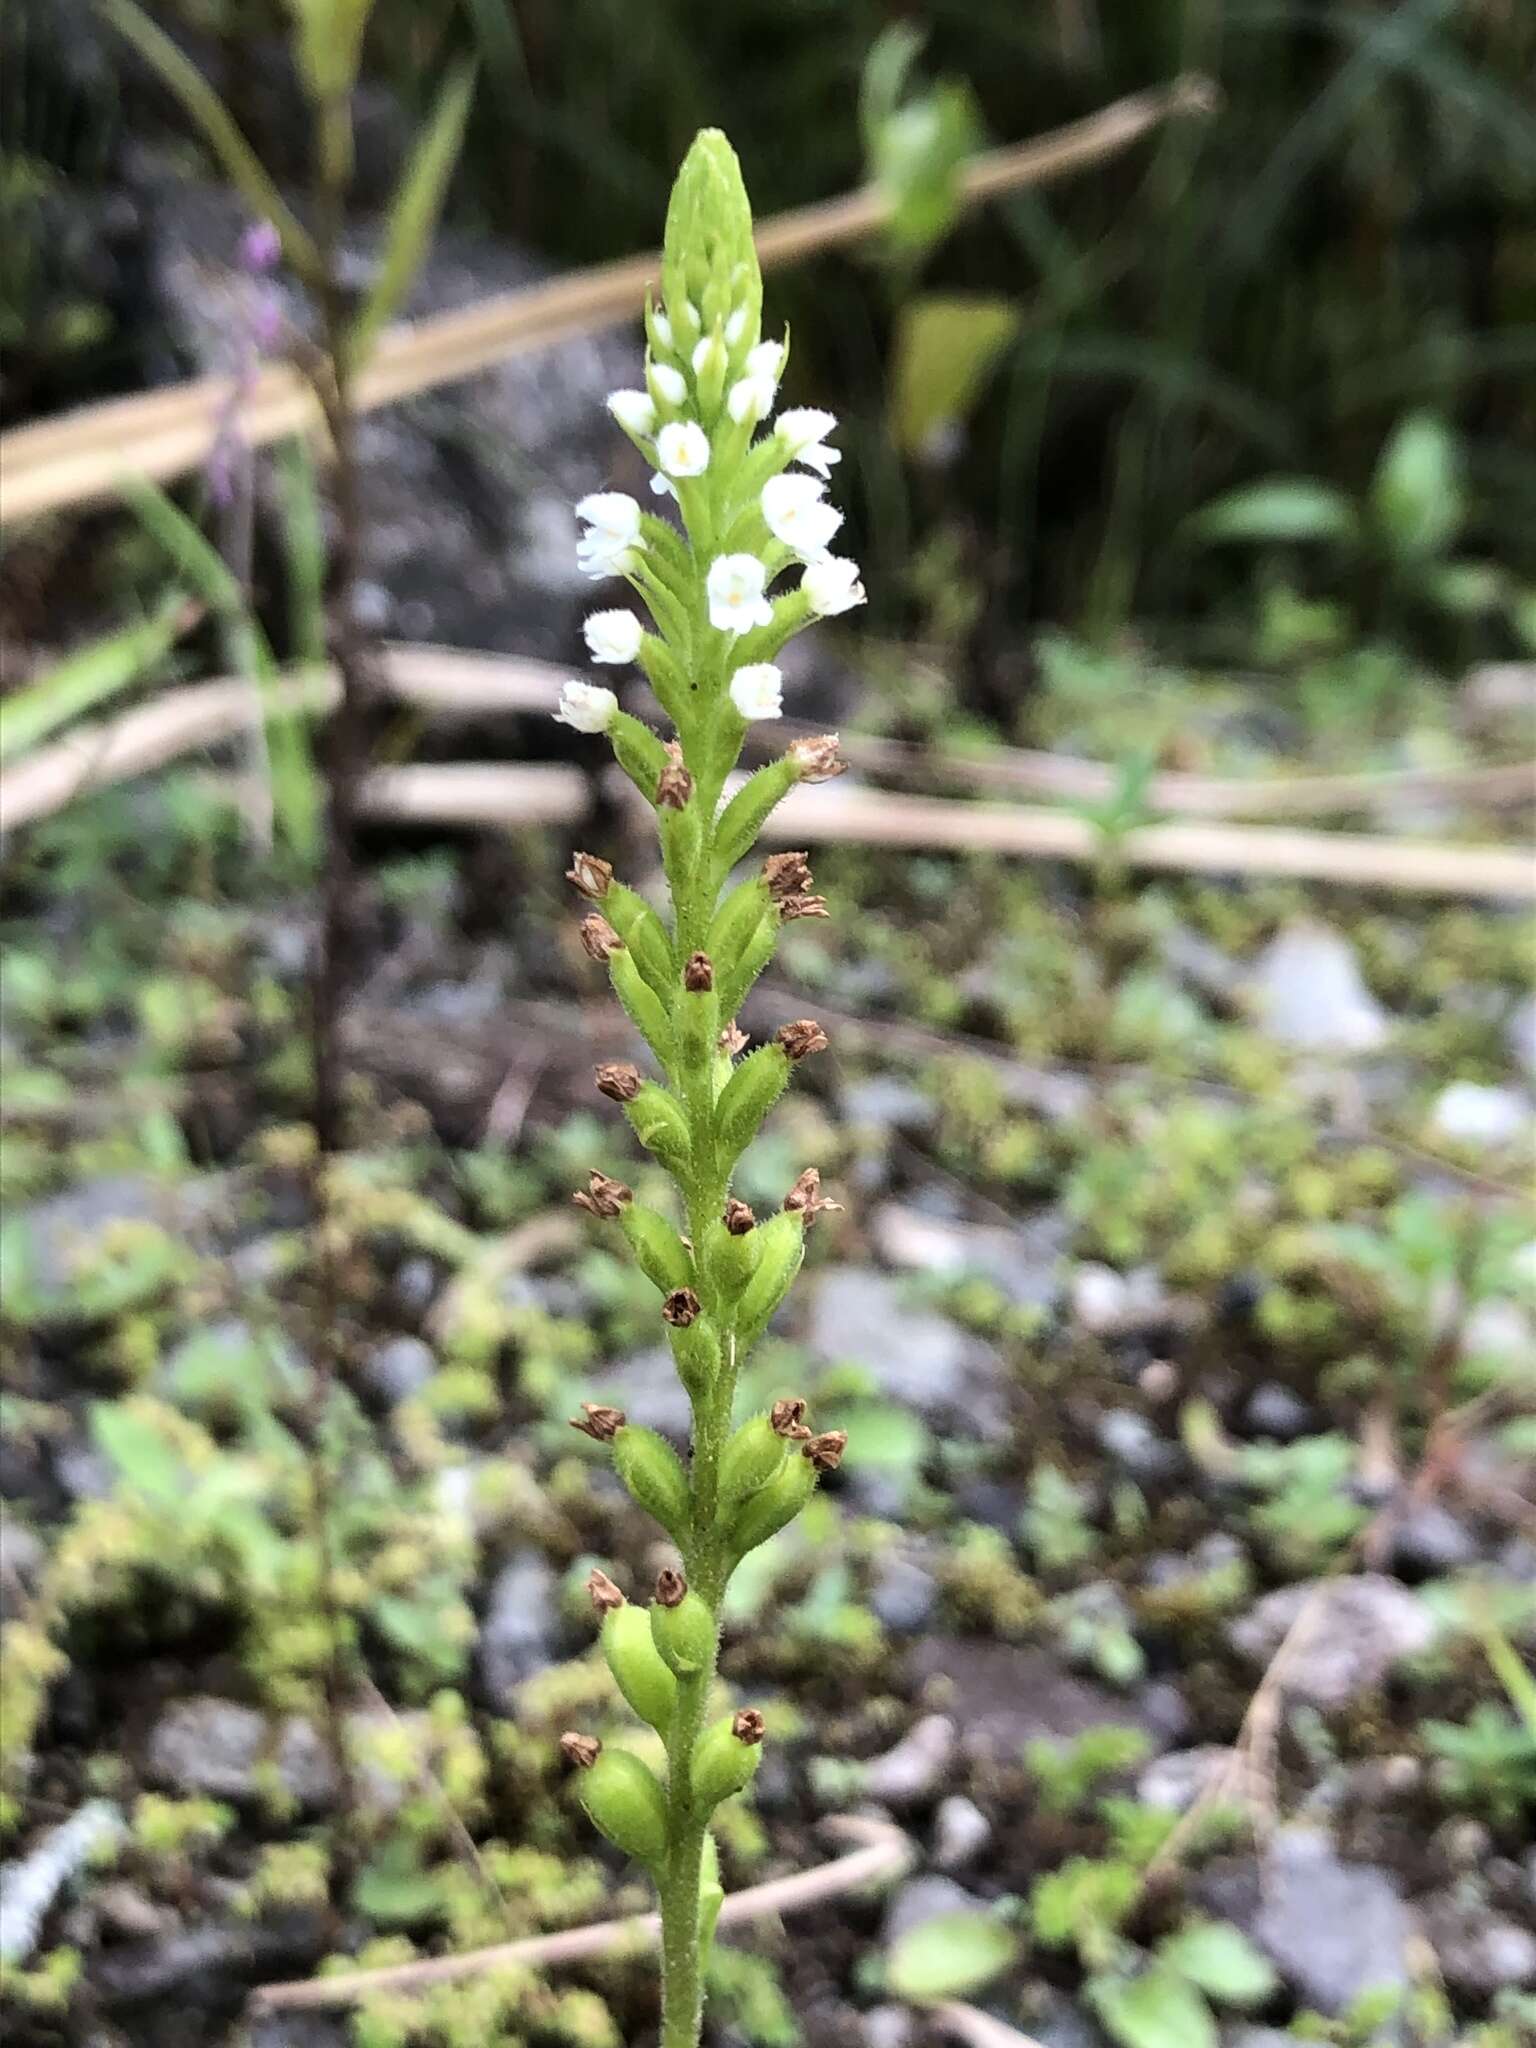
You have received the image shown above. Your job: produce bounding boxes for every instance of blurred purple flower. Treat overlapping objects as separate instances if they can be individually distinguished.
[239,219,282,274]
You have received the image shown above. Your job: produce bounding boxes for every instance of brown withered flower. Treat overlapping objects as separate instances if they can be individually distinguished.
[723,1198,756,1236]
[594,1062,642,1102]
[661,1287,702,1327]
[572,1169,633,1219]
[683,952,715,993]
[770,1396,811,1439]
[566,852,613,900]
[762,851,813,900]
[654,1567,688,1609]
[586,1568,626,1613]
[656,741,694,810]
[778,893,828,922]
[559,1732,601,1770]
[579,914,625,961]
[776,1019,829,1062]
[787,733,847,783]
[782,1166,843,1228]
[718,1020,749,1059]
[803,1430,848,1472]
[569,1402,627,1442]
[731,1708,767,1745]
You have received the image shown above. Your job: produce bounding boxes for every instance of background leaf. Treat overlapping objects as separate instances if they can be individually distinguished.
[1088,1963,1220,2048]
[1370,410,1463,562]
[350,62,476,366]
[886,1908,1017,2003]
[1155,1921,1279,2008]
[1186,478,1359,548]
[892,295,1020,456]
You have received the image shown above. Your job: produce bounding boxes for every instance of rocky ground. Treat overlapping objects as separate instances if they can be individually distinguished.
[1,649,1534,2048]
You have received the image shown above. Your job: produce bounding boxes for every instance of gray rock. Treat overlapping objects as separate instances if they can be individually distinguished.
[0,1800,123,1964]
[1,1523,46,1619]
[1429,1080,1532,1149]
[1137,1746,1240,1814]
[1070,1263,1195,1338]
[806,1267,1006,1437]
[477,1550,560,1703]
[1461,660,1536,732]
[585,1346,692,1439]
[251,2020,351,2048]
[1096,1408,1179,1482]
[362,1335,436,1405]
[869,1203,1069,1311]
[933,1795,991,1870]
[863,1716,957,1811]
[1241,1383,1315,1440]
[1249,920,1390,1054]
[868,1551,939,1635]
[881,1874,980,1946]
[1204,1829,1412,2015]
[1461,1295,1536,1364]
[1227,2033,1328,2048]
[1421,1893,1536,1995]
[1390,1501,1478,1575]
[861,2007,916,2048]
[905,1640,1164,1764]
[147,1698,336,1809]
[841,1079,937,1132]
[1228,1574,1435,1708]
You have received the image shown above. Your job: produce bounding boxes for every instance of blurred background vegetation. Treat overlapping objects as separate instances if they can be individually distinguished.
[5,0,1534,669]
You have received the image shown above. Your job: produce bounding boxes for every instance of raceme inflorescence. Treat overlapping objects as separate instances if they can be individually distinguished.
[551,129,862,2047]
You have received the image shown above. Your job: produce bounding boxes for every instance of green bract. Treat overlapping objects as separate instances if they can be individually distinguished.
[553,126,864,2048]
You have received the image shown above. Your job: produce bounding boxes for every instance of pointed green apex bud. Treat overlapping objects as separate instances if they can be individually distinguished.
[662,129,761,357]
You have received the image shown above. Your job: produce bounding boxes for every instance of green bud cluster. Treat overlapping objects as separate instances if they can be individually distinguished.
[556,126,863,2048]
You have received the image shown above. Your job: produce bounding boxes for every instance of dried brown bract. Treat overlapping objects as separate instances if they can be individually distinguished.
[569,1402,627,1442]
[661,1287,702,1327]
[776,1019,829,1062]
[595,1062,642,1102]
[683,952,715,992]
[572,1170,633,1219]
[566,852,614,900]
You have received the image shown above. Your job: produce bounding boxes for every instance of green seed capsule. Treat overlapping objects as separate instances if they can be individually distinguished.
[702,1215,758,1302]
[691,1710,765,1812]
[717,911,779,1022]
[578,1748,668,1868]
[604,884,676,999]
[699,1830,724,1952]
[712,758,796,879]
[734,1210,805,1350]
[601,1604,678,1735]
[666,1312,720,1398]
[609,947,674,1065]
[719,1415,790,1505]
[619,1202,693,1295]
[650,1577,715,1676]
[624,1083,692,1173]
[715,1044,791,1161]
[726,1446,816,1560]
[612,1425,691,1543]
[675,980,719,1073]
[706,877,771,971]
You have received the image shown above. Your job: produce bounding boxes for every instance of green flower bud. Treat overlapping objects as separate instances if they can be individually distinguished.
[676,958,719,1072]
[608,945,674,1065]
[624,1083,692,1174]
[715,1044,791,1161]
[608,709,669,798]
[612,1425,691,1543]
[733,1208,805,1350]
[702,1203,759,1301]
[719,1414,789,1505]
[619,1201,693,1295]
[564,1738,668,1869]
[664,1301,721,1398]
[711,757,796,879]
[661,129,760,356]
[603,883,676,998]
[601,1602,678,1735]
[693,330,729,416]
[726,1440,816,1560]
[650,1568,714,1675]
[691,1708,765,1812]
[699,1829,725,1953]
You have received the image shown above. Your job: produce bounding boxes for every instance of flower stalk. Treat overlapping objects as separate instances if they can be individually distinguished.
[554,128,863,2047]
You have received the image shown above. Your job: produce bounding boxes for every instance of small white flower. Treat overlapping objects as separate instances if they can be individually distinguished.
[656,420,711,478]
[803,556,866,617]
[747,338,785,380]
[707,553,774,635]
[761,472,843,562]
[555,680,618,733]
[775,408,837,453]
[575,491,644,578]
[692,336,714,374]
[725,307,749,348]
[727,373,777,426]
[649,471,676,499]
[606,389,657,436]
[729,662,784,721]
[583,610,645,664]
[776,407,840,476]
[650,361,687,407]
[651,309,674,350]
